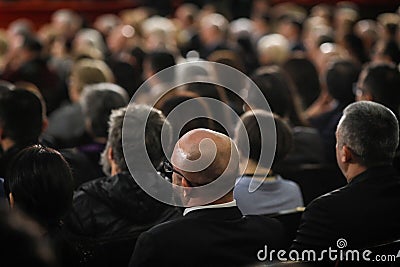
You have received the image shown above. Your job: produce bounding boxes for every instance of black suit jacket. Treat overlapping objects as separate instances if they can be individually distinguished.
[129,206,285,267]
[292,165,400,251]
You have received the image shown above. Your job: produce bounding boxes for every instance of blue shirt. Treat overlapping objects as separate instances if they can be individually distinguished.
[234,175,303,215]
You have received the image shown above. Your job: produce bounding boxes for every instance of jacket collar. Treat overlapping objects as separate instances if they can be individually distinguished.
[348,165,398,186]
[183,206,243,221]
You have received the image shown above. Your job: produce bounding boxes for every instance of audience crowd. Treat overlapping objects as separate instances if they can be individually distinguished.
[1,1,400,266]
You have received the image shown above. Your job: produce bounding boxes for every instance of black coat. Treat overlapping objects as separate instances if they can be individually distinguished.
[66,172,181,237]
[292,165,400,251]
[65,172,181,266]
[130,206,285,267]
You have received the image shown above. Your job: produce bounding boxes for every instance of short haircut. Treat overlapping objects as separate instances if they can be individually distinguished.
[101,104,172,174]
[257,34,290,65]
[337,101,399,167]
[21,33,43,54]
[0,89,43,146]
[146,51,176,74]
[326,59,360,103]
[235,110,293,169]
[80,83,129,138]
[362,63,400,118]
[71,58,114,94]
[8,145,74,227]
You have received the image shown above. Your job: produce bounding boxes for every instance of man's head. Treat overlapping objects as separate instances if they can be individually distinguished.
[325,59,360,104]
[355,62,400,118]
[336,101,399,180]
[170,129,239,198]
[257,34,290,65]
[143,50,176,81]
[101,104,172,176]
[80,83,129,140]
[0,89,44,150]
[199,13,228,46]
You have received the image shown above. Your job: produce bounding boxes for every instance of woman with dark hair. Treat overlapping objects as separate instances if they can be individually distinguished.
[7,145,79,267]
[248,66,325,165]
[282,56,321,110]
[234,110,303,215]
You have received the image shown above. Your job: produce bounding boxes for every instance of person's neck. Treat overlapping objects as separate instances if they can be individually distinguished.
[344,164,368,183]
[209,192,234,205]
[242,160,271,176]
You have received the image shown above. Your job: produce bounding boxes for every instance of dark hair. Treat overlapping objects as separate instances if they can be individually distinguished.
[7,145,73,228]
[146,51,176,79]
[282,56,320,109]
[159,94,216,137]
[0,89,43,146]
[250,66,305,126]
[80,83,128,138]
[382,40,400,65]
[21,33,43,54]
[326,59,360,104]
[337,101,399,167]
[362,63,400,118]
[235,110,293,168]
[343,33,368,64]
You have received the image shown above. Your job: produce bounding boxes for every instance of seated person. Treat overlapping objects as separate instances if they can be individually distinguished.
[234,110,303,215]
[7,145,78,267]
[0,89,46,191]
[45,58,114,148]
[292,101,400,251]
[61,82,128,188]
[65,104,181,266]
[130,129,285,267]
[249,67,325,166]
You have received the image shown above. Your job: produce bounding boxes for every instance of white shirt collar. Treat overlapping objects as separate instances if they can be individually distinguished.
[183,200,237,216]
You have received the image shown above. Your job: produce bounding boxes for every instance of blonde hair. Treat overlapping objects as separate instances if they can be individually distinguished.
[71,59,114,95]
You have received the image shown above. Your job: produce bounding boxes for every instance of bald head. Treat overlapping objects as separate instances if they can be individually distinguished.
[171,129,239,186]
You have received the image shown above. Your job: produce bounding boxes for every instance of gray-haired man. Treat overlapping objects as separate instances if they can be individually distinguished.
[292,101,400,251]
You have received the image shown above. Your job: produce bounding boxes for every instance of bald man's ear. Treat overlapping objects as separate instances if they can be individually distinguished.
[363,92,373,101]
[42,118,48,133]
[181,178,192,188]
[9,193,14,208]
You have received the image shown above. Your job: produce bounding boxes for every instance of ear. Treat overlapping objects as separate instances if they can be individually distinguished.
[181,178,191,188]
[108,146,114,162]
[42,118,48,133]
[340,145,354,164]
[364,92,373,101]
[9,193,14,208]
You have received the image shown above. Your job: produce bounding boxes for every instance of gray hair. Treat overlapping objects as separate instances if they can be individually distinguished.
[101,104,172,175]
[80,83,129,138]
[337,101,399,167]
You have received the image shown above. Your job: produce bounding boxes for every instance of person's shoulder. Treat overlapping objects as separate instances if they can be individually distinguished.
[244,214,284,230]
[145,214,189,232]
[305,185,348,212]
